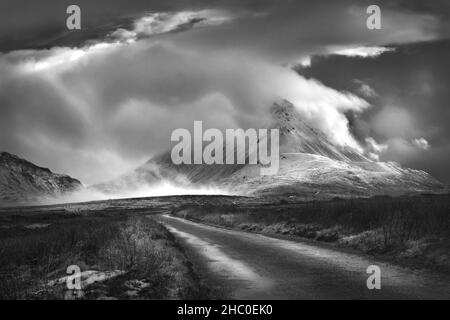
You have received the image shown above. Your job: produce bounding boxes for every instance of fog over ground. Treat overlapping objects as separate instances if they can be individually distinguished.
[1,0,450,184]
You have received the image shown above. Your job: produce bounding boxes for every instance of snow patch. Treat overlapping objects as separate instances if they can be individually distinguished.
[48,270,125,288]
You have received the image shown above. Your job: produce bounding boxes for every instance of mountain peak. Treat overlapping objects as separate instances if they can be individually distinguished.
[270,99,369,162]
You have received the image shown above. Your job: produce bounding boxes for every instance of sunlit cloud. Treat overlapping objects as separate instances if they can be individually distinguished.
[110,10,232,43]
[412,138,430,150]
[332,46,395,58]
[365,137,388,161]
[19,43,119,73]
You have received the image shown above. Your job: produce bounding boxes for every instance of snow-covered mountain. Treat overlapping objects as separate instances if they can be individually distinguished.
[273,99,369,162]
[221,153,444,198]
[0,152,82,205]
[97,98,445,199]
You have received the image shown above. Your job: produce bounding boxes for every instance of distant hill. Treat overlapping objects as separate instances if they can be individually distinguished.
[0,152,82,205]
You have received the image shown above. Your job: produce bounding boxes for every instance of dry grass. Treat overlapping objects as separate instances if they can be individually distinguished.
[0,214,212,300]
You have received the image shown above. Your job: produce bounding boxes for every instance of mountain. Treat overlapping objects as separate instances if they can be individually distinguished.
[273,99,369,162]
[0,152,82,205]
[220,100,445,198]
[221,153,445,198]
[96,99,445,199]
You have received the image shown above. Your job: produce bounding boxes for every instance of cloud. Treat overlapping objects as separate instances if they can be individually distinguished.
[365,137,388,161]
[1,0,447,56]
[0,14,369,184]
[109,10,232,43]
[379,137,431,165]
[2,1,449,185]
[353,79,378,98]
[296,38,450,182]
[297,57,312,68]
[366,137,388,153]
[332,46,395,58]
[42,180,231,205]
[171,1,444,64]
[365,127,430,161]
[371,106,419,139]
[412,138,430,150]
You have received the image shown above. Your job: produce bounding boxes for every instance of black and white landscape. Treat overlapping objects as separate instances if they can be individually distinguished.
[0,0,450,301]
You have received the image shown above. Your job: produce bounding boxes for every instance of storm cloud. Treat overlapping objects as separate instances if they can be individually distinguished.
[298,39,450,182]
[1,0,450,184]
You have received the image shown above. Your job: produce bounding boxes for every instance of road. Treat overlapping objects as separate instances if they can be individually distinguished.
[159,215,450,300]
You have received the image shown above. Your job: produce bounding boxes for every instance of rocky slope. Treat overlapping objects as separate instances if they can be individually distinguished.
[0,152,82,205]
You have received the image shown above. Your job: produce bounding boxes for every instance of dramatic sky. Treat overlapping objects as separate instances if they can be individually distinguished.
[0,0,450,184]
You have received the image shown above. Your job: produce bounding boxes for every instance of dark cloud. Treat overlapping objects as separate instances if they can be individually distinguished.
[298,39,450,182]
[1,0,449,53]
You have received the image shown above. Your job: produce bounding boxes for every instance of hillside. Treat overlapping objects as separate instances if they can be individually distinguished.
[0,152,82,205]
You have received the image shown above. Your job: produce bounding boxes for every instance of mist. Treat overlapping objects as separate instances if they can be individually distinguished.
[39,179,232,206]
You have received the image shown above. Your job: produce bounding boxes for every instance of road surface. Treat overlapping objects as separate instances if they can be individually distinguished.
[159,215,450,300]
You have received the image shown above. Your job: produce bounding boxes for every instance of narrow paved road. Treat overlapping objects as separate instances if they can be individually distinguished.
[159,215,450,300]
